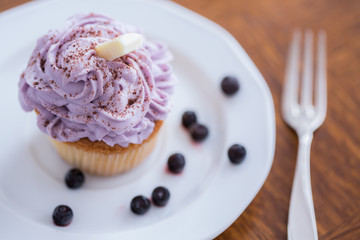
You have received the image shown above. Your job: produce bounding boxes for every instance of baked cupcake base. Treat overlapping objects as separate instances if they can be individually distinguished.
[50,121,163,176]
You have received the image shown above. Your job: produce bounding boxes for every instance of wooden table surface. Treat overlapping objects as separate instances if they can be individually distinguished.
[1,0,360,239]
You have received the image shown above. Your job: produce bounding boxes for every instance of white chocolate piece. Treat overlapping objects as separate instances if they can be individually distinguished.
[95,33,143,61]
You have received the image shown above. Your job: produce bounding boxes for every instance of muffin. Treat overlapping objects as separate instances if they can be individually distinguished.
[18,13,176,176]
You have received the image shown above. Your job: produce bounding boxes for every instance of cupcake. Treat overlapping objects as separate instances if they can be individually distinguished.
[18,13,176,176]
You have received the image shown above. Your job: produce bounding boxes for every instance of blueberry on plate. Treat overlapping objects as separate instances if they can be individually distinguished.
[152,186,170,207]
[182,111,197,128]
[65,168,85,189]
[221,76,240,95]
[131,195,151,215]
[189,123,209,142]
[228,144,246,164]
[52,205,73,226]
[167,153,185,173]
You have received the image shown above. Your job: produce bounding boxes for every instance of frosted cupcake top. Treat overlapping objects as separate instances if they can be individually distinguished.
[19,13,176,147]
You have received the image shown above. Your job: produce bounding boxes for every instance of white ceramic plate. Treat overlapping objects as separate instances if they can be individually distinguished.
[0,0,275,239]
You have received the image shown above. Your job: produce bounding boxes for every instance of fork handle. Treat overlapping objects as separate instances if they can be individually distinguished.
[287,132,318,240]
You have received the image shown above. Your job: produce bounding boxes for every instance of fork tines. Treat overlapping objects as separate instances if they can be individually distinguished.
[282,30,327,131]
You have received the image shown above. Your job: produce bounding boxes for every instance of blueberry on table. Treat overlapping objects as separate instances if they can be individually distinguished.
[65,168,85,189]
[167,153,185,173]
[52,205,73,226]
[221,76,240,95]
[189,123,209,142]
[182,111,197,128]
[131,195,151,215]
[228,144,246,164]
[152,186,171,207]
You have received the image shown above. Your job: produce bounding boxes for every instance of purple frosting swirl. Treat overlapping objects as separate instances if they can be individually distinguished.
[19,13,176,147]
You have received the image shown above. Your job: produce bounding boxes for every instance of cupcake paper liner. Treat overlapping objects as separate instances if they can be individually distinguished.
[50,121,162,176]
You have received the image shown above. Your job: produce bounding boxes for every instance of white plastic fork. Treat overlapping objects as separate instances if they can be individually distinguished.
[282,30,327,240]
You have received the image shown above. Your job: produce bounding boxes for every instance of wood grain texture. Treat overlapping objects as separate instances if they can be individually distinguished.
[1,0,359,239]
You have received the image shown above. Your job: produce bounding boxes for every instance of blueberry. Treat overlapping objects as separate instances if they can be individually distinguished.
[152,186,170,207]
[221,76,239,95]
[65,168,85,189]
[167,153,185,173]
[228,144,246,164]
[131,195,151,215]
[189,123,209,142]
[52,205,73,226]
[182,111,197,128]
